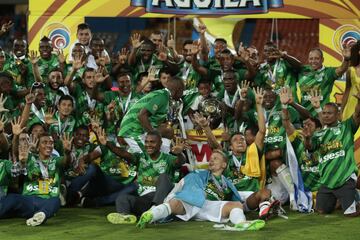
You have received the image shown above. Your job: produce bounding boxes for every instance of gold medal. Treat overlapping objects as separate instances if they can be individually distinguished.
[38,180,50,194]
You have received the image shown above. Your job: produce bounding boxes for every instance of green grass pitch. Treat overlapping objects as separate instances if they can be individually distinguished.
[0,207,358,240]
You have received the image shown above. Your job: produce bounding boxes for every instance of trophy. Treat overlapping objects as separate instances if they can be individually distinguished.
[167,99,182,135]
[198,97,223,129]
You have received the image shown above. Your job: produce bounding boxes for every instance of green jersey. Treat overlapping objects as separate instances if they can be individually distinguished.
[177,61,201,90]
[311,118,358,189]
[0,160,13,196]
[103,90,139,136]
[256,59,298,105]
[205,174,232,201]
[298,66,338,116]
[23,154,63,198]
[44,85,69,108]
[224,151,260,192]
[99,146,137,185]
[131,54,164,85]
[37,54,61,82]
[2,93,20,119]
[64,64,85,83]
[133,152,177,195]
[118,89,170,138]
[264,105,300,162]
[217,89,240,130]
[49,112,76,152]
[27,104,47,129]
[72,83,104,127]
[289,131,320,192]
[64,143,98,179]
[2,55,35,88]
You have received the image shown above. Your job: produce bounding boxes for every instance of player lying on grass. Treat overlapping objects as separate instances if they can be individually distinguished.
[191,86,282,220]
[136,149,265,230]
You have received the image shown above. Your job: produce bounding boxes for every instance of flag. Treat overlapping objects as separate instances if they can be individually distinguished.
[285,136,313,213]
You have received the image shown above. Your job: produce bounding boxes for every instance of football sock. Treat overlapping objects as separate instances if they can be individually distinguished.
[151,203,171,222]
[229,208,246,224]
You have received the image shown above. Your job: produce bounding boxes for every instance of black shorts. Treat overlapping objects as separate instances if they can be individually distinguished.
[316,178,357,214]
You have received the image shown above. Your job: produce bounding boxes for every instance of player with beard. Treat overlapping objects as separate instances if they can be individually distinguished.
[177,40,202,90]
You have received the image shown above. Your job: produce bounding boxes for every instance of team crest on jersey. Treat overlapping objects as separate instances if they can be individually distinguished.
[153,104,158,111]
[332,127,341,135]
[273,114,280,121]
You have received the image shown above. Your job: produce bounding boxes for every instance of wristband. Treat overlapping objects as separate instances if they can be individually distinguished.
[281,104,288,109]
[315,107,322,113]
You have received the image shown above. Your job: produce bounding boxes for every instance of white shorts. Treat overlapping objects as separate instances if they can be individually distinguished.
[238,191,254,211]
[124,135,171,153]
[175,199,230,223]
[266,178,289,204]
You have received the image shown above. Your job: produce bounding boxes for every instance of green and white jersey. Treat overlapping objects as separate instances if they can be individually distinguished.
[3,55,35,88]
[217,89,240,130]
[27,104,47,129]
[264,105,300,162]
[72,83,105,127]
[64,143,98,179]
[99,146,137,185]
[44,85,69,108]
[49,112,76,136]
[311,118,358,189]
[177,60,201,90]
[103,90,139,135]
[64,64,85,82]
[256,59,298,105]
[289,131,320,192]
[0,160,13,196]
[118,89,170,138]
[131,54,164,85]
[37,54,61,82]
[23,154,63,198]
[49,112,76,152]
[224,152,260,192]
[205,174,232,201]
[1,93,20,119]
[133,152,177,195]
[298,66,338,116]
